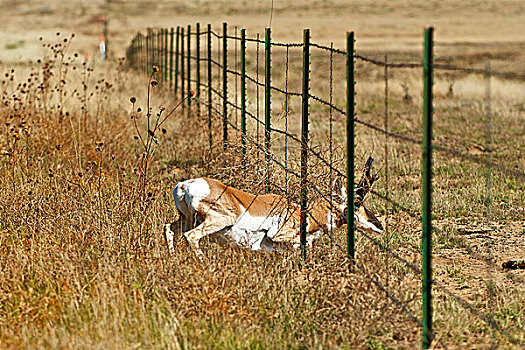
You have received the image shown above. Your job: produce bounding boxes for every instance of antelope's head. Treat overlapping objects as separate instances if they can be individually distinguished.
[331,157,384,233]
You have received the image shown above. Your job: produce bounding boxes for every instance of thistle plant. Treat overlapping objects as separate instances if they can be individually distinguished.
[130,65,193,198]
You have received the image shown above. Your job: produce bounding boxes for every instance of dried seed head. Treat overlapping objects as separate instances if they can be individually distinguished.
[152,65,159,72]
[151,80,158,87]
[130,97,136,104]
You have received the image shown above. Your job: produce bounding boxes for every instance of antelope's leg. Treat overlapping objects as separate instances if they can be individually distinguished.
[165,213,190,254]
[183,219,233,256]
[164,223,176,254]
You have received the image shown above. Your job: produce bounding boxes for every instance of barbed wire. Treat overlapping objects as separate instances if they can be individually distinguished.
[209,57,223,69]
[215,105,520,346]
[311,42,346,56]
[270,182,433,340]
[140,28,525,78]
[209,30,221,39]
[219,102,519,345]
[304,179,518,346]
[131,27,525,348]
[244,72,302,96]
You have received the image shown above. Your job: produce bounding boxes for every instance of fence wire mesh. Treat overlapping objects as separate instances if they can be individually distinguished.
[125,24,525,349]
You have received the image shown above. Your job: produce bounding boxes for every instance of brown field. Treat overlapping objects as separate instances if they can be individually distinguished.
[0,1,524,349]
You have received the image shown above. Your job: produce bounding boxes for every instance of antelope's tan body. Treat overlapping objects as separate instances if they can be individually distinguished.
[165,159,383,255]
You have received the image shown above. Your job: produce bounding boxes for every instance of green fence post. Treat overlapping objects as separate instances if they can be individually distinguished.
[159,30,163,77]
[240,28,247,159]
[265,27,272,193]
[169,28,174,90]
[150,30,153,69]
[222,22,228,151]
[153,30,157,68]
[300,28,310,262]
[159,29,162,69]
[346,32,356,265]
[187,24,192,111]
[196,23,201,118]
[159,29,163,69]
[174,27,180,95]
[155,30,159,68]
[127,36,133,67]
[103,17,109,61]
[155,29,158,68]
[159,29,163,70]
[159,30,162,76]
[139,33,142,70]
[422,26,434,350]
[180,26,185,103]
[164,28,168,83]
[207,24,213,150]
[144,28,151,74]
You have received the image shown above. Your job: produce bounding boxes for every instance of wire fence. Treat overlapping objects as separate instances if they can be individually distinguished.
[125,24,525,349]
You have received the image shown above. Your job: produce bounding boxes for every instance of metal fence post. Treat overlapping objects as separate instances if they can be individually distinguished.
[146,28,151,71]
[196,23,201,117]
[159,29,162,69]
[150,29,153,68]
[187,24,192,111]
[222,22,228,151]
[127,35,133,67]
[160,29,163,79]
[155,30,159,68]
[169,28,174,90]
[104,18,109,61]
[484,60,492,222]
[265,27,272,193]
[346,32,356,264]
[160,29,163,69]
[164,28,168,83]
[174,27,180,95]
[207,24,213,150]
[240,28,247,159]
[181,26,185,103]
[139,33,143,72]
[300,28,310,261]
[422,26,434,350]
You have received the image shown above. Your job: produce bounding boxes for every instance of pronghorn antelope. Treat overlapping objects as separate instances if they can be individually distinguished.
[165,157,383,254]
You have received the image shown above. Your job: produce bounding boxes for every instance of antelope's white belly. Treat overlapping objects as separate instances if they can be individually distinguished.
[223,206,283,251]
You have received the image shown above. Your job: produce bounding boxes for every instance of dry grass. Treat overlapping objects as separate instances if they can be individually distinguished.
[1,1,524,348]
[0,38,424,349]
[1,36,523,348]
